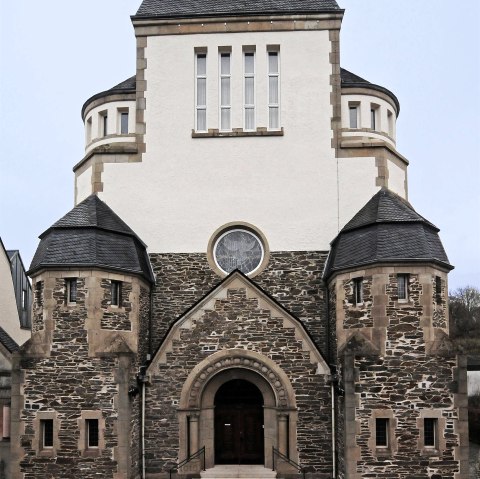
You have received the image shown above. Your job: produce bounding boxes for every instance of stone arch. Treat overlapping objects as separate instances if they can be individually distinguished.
[178,349,298,469]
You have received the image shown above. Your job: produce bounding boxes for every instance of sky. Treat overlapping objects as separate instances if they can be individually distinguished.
[0,0,479,291]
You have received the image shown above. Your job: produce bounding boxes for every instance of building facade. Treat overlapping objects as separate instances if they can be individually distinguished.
[11,1,468,478]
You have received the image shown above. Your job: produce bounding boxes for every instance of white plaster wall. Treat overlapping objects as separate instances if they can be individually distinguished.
[76,165,93,203]
[387,157,407,198]
[341,93,396,143]
[101,30,343,253]
[84,100,136,153]
[338,156,379,229]
[0,249,29,345]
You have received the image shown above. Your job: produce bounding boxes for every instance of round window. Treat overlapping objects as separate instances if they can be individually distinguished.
[214,229,264,275]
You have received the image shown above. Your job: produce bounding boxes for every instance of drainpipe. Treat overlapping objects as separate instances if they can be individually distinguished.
[331,380,336,479]
[138,366,148,479]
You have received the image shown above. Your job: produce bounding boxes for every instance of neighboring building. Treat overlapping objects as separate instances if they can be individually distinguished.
[0,239,31,478]
[11,1,468,479]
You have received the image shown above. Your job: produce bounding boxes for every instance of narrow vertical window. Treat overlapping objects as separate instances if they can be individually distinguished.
[244,51,255,130]
[375,418,389,447]
[22,289,27,310]
[349,106,358,128]
[195,53,207,132]
[67,278,77,304]
[371,108,376,130]
[41,419,54,449]
[353,278,363,305]
[387,110,394,137]
[397,274,408,302]
[101,113,108,137]
[424,418,437,447]
[120,111,129,134]
[435,276,442,303]
[268,50,280,129]
[111,281,122,307]
[86,419,99,448]
[86,117,92,143]
[220,52,231,131]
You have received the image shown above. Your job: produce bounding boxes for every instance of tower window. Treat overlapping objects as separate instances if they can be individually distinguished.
[219,51,231,131]
[268,50,280,129]
[244,51,255,131]
[111,281,122,307]
[397,274,409,302]
[353,278,363,305]
[375,418,389,447]
[424,418,437,447]
[435,276,442,303]
[99,112,108,137]
[120,111,129,134]
[86,117,92,143]
[41,419,54,449]
[195,52,207,132]
[67,278,78,304]
[387,110,394,137]
[86,419,99,448]
[349,105,358,128]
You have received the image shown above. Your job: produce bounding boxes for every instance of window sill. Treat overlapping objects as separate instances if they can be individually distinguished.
[192,127,283,138]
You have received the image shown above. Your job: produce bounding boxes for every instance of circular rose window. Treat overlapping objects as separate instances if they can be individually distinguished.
[214,229,264,275]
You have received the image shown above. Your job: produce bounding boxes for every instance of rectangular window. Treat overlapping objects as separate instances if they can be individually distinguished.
[375,418,389,447]
[435,276,442,303]
[244,51,255,130]
[86,117,92,143]
[349,106,358,128]
[353,278,363,305]
[67,278,77,304]
[424,418,437,447]
[195,53,207,132]
[111,281,122,307]
[387,110,394,137]
[371,108,376,130]
[22,289,27,310]
[101,112,108,137]
[86,419,99,448]
[397,274,409,302]
[268,50,280,129]
[120,111,129,134]
[220,52,231,131]
[41,419,54,449]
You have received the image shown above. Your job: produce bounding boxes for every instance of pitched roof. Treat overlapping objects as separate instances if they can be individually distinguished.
[0,326,19,353]
[135,0,341,18]
[340,67,400,114]
[29,195,154,283]
[324,189,453,278]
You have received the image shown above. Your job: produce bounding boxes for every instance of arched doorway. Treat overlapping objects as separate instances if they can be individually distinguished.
[214,379,264,465]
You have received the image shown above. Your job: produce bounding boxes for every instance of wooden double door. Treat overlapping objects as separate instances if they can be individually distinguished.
[214,380,264,465]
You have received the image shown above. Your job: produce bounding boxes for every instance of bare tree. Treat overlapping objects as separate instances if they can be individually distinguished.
[449,286,480,338]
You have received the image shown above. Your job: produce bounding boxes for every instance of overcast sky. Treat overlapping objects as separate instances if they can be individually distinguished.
[0,0,479,290]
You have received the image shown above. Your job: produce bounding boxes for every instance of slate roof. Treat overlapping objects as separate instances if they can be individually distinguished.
[29,195,154,283]
[134,0,341,18]
[0,326,19,353]
[340,67,400,114]
[324,189,453,278]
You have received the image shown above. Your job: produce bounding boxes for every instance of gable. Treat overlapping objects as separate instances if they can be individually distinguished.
[148,271,330,375]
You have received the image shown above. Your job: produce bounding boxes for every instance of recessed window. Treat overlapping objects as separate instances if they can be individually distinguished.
[349,105,358,128]
[268,50,280,129]
[66,278,77,304]
[86,117,92,143]
[99,112,108,137]
[41,419,54,449]
[214,229,264,275]
[370,105,379,130]
[353,278,363,305]
[219,52,231,131]
[424,418,437,447]
[387,110,394,137]
[376,418,389,447]
[244,51,255,131]
[111,281,122,307]
[120,111,129,134]
[435,276,442,303]
[22,289,27,310]
[195,52,207,132]
[86,419,99,448]
[397,274,409,302]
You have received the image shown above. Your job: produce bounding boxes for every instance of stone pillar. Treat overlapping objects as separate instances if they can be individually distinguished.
[278,414,288,456]
[189,414,199,455]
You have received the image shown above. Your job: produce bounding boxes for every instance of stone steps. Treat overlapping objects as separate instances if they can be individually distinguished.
[200,465,277,478]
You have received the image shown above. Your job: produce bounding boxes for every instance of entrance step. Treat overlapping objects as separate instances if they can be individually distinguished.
[200,465,277,478]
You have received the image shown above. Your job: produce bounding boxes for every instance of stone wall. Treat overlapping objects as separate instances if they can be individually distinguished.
[331,266,468,479]
[149,251,328,350]
[145,284,332,477]
[100,279,133,330]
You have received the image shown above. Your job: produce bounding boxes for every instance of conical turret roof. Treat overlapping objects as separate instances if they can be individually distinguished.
[324,189,452,278]
[29,195,154,283]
